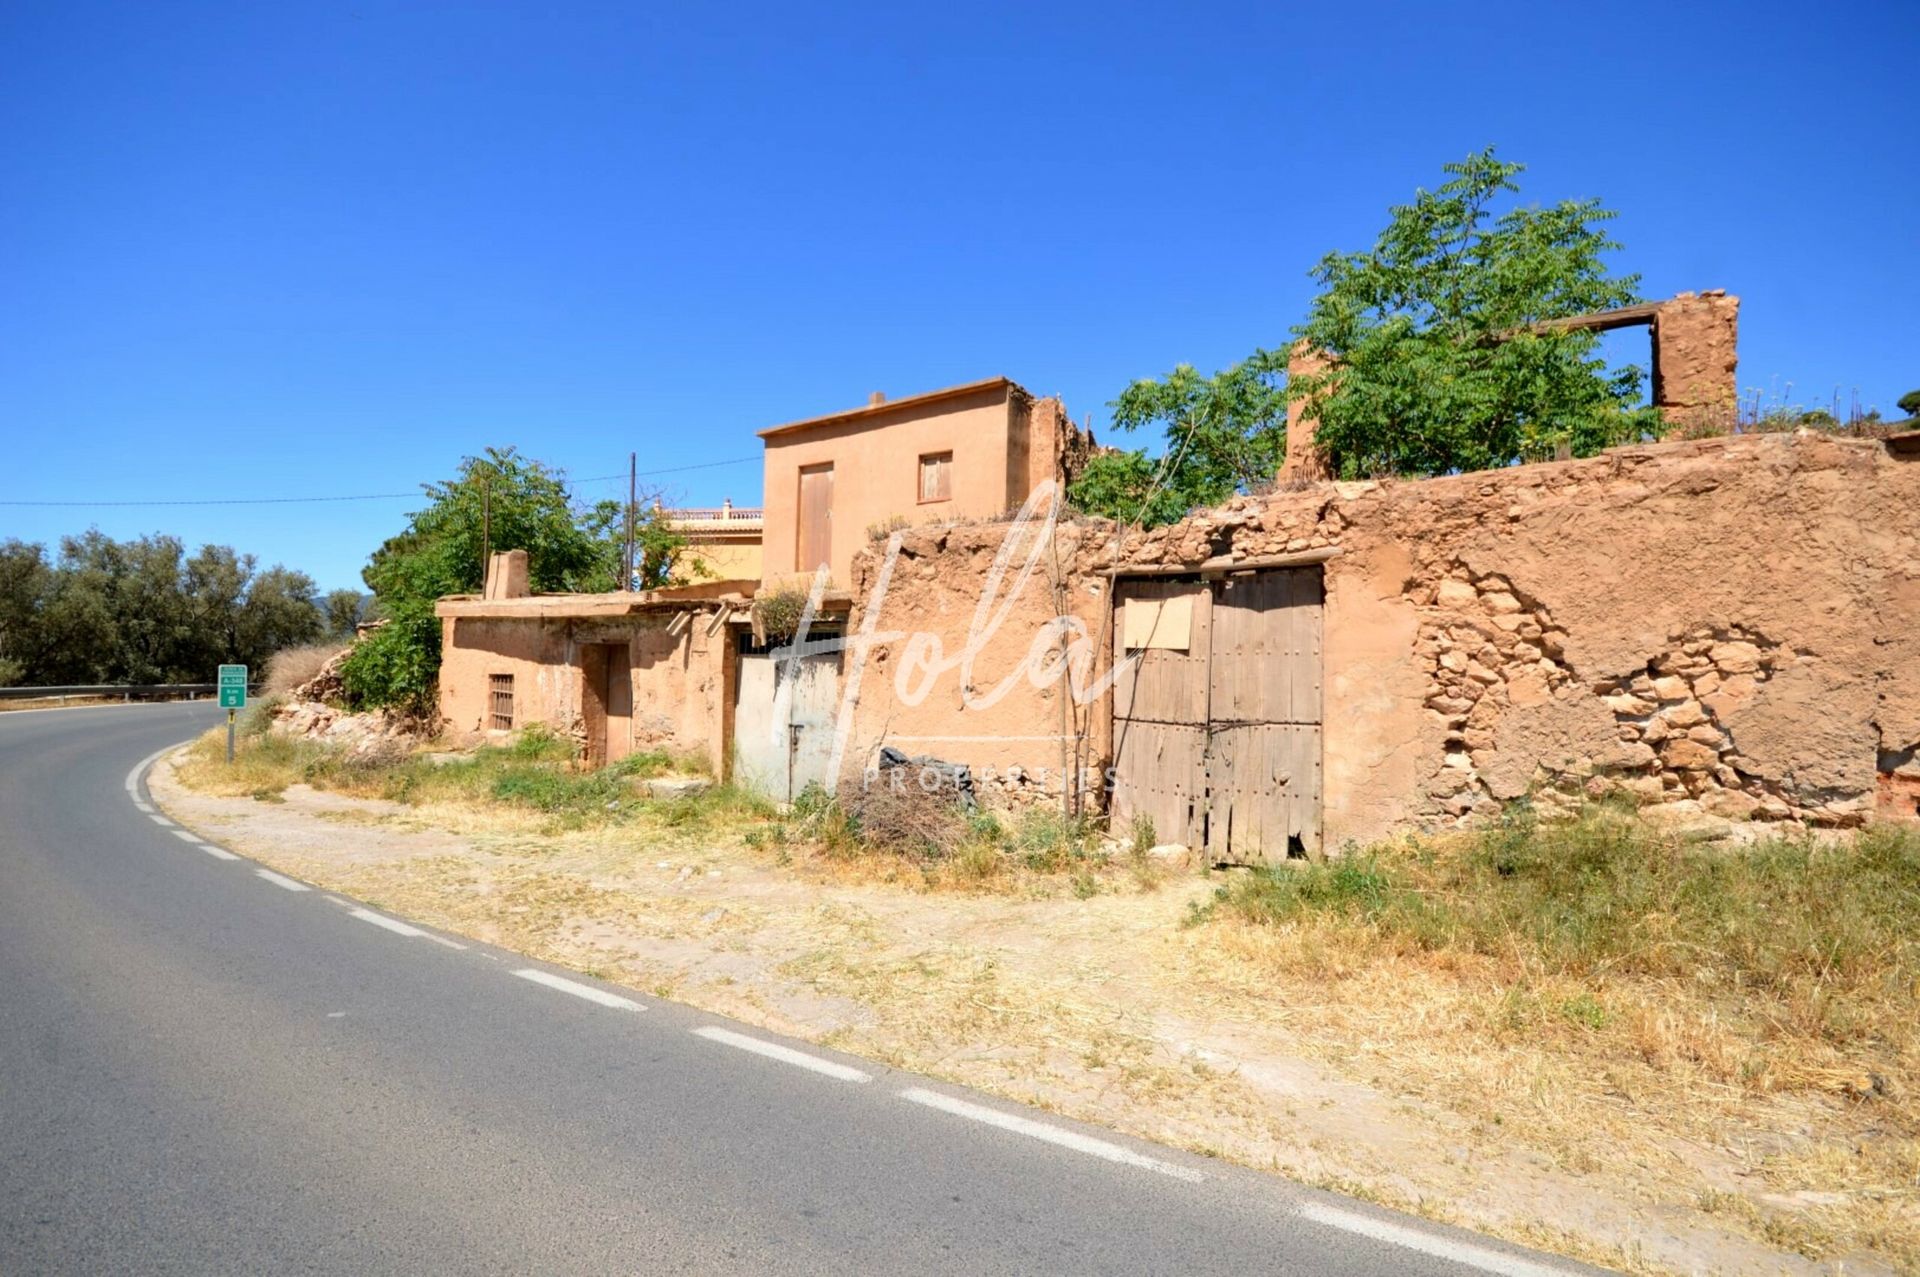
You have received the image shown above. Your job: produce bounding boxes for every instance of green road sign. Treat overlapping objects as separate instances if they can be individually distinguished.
[218,664,248,710]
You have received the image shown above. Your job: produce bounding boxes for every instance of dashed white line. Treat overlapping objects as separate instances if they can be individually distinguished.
[898,1088,1204,1182]
[255,868,310,892]
[511,968,643,1011]
[201,845,241,861]
[692,1026,871,1083]
[348,907,427,938]
[132,800,154,813]
[1296,1202,1576,1277]
[169,829,204,844]
[149,814,176,828]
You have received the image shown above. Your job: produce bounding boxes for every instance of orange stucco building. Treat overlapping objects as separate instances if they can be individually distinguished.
[435,377,1093,793]
[757,377,1089,590]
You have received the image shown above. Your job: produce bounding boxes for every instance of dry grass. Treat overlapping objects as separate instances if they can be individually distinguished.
[176,723,767,835]
[261,642,347,698]
[1188,804,1920,1268]
[161,744,1920,1272]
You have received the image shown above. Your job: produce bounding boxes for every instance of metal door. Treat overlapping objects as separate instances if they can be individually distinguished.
[733,646,841,803]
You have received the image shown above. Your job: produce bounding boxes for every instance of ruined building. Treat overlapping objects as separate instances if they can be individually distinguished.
[431,308,1920,859]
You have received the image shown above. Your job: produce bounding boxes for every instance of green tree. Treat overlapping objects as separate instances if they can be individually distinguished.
[1288,149,1657,476]
[1897,389,1920,420]
[1068,352,1289,524]
[3,532,320,685]
[341,448,690,712]
[0,541,52,686]
[234,564,325,663]
[321,588,370,641]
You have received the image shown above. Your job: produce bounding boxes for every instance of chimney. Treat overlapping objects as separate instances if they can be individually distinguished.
[483,549,530,600]
[869,391,886,406]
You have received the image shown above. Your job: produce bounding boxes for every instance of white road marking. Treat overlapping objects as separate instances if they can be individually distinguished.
[201,845,241,861]
[1296,1202,1577,1277]
[149,814,176,828]
[511,968,643,1011]
[898,1088,1204,1182]
[692,1026,871,1083]
[348,907,428,938]
[125,743,176,796]
[255,868,310,892]
[169,829,204,844]
[132,800,154,813]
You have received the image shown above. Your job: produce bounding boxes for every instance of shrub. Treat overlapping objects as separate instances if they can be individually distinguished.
[237,694,286,739]
[750,587,812,643]
[338,603,441,713]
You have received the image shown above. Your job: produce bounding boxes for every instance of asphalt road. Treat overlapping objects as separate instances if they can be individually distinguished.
[0,704,1605,1275]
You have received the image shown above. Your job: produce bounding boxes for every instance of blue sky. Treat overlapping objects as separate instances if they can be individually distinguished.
[3,0,1915,592]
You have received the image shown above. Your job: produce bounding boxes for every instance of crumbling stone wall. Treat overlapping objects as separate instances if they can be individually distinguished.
[845,514,1115,810]
[1127,430,1919,836]
[1651,290,1740,431]
[1280,291,1743,480]
[848,430,1920,841]
[1024,393,1100,495]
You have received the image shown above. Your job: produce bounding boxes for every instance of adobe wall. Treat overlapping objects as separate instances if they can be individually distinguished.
[1024,393,1098,497]
[1651,290,1740,430]
[439,616,581,743]
[844,513,1114,808]
[439,612,730,772]
[844,432,1920,841]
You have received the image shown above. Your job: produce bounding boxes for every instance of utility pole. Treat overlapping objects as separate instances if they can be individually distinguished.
[625,451,637,591]
[481,475,492,592]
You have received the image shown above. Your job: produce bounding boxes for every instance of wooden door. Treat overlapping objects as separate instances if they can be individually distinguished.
[797,463,834,574]
[603,643,633,763]
[1109,580,1211,851]
[1204,570,1322,861]
[1109,568,1323,863]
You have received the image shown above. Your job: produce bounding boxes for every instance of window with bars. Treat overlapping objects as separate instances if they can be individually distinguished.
[489,674,514,730]
[918,451,952,503]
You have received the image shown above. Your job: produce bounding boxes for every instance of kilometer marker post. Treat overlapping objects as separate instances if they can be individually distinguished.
[217,664,248,764]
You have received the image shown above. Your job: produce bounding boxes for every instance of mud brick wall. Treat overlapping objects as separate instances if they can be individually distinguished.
[847,431,1920,842]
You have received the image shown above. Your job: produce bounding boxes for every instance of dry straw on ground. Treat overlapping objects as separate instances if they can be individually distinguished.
[161,727,1920,1275]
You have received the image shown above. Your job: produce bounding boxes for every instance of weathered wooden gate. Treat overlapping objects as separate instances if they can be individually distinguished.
[1110,567,1322,862]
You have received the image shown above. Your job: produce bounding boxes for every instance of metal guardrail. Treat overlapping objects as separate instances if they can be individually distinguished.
[0,683,254,703]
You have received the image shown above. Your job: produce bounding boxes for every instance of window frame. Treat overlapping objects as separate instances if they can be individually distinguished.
[488,673,514,731]
[917,450,953,504]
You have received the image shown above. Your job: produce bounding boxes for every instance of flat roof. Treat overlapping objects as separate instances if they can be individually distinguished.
[756,376,1017,440]
[435,578,757,620]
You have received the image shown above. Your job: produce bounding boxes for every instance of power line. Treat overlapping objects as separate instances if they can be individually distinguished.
[0,454,762,508]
